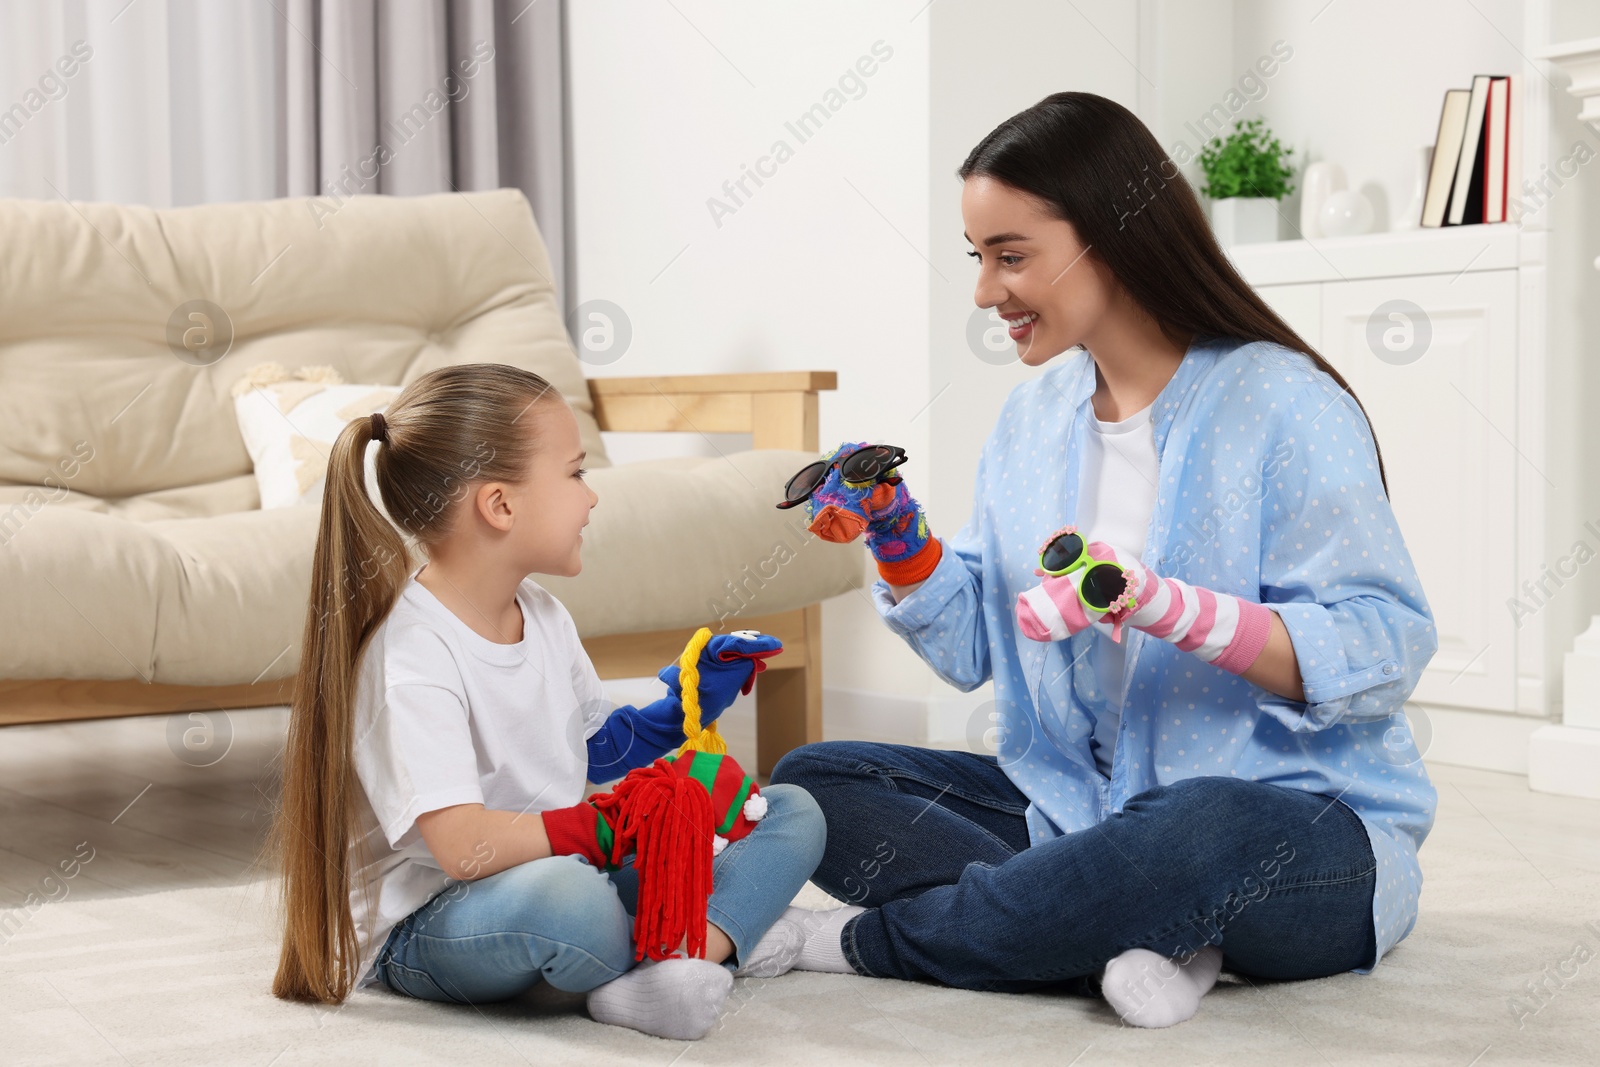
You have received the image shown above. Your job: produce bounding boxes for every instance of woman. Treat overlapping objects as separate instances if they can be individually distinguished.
[763,91,1438,1027]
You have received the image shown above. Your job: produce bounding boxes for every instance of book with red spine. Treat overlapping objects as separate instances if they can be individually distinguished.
[1484,76,1509,223]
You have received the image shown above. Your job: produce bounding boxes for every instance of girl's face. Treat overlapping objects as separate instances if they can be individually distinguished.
[960,175,1119,367]
[504,401,598,578]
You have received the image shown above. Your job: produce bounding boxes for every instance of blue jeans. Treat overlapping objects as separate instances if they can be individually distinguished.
[770,742,1376,993]
[374,783,826,1003]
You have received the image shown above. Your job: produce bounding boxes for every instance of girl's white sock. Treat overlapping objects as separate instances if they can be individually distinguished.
[1100,945,1224,1028]
[779,903,865,974]
[734,915,808,978]
[586,956,733,1040]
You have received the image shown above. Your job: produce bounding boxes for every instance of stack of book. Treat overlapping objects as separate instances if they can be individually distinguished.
[1421,74,1521,227]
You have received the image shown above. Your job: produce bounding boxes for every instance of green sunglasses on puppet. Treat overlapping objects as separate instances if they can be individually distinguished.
[1035,524,1139,615]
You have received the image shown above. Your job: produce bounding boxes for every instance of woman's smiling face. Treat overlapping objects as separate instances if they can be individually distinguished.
[961,174,1119,367]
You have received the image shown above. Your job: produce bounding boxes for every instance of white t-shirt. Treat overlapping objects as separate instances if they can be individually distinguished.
[346,569,612,987]
[1076,397,1159,777]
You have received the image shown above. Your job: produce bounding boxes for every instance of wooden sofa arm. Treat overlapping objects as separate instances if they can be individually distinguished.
[585,370,837,774]
[588,371,836,452]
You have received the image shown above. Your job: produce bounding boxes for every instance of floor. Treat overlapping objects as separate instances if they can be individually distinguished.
[2,706,1598,1066]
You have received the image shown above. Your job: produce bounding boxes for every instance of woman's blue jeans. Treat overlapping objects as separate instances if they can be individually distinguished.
[373,783,826,1003]
[770,742,1377,993]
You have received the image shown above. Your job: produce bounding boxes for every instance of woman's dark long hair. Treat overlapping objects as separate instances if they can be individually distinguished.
[960,91,1388,498]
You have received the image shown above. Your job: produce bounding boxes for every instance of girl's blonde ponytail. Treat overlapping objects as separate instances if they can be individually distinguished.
[267,363,562,1004]
[270,414,411,1003]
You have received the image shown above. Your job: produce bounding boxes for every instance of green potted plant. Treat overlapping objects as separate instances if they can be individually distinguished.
[1197,116,1296,248]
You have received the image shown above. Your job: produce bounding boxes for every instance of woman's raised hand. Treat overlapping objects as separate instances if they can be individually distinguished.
[803,441,943,586]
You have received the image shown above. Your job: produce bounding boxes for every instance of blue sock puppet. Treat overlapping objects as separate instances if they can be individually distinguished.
[585,629,783,782]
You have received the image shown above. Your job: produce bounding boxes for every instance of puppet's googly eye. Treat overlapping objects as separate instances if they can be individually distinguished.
[731,629,762,640]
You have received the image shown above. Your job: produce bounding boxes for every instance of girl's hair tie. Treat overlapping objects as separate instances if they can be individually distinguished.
[369,411,389,443]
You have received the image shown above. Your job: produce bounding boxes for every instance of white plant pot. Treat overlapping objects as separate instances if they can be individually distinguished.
[1210,197,1279,247]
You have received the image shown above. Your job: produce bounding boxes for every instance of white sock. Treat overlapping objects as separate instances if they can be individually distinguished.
[734,916,807,978]
[586,957,733,1040]
[1100,945,1224,1028]
[779,904,865,974]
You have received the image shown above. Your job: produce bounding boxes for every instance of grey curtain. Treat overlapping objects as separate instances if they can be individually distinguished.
[277,0,570,306]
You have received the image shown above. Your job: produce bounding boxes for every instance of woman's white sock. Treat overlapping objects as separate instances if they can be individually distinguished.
[586,957,733,1040]
[1100,945,1224,1028]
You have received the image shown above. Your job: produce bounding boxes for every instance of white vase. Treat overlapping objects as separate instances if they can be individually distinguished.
[1211,197,1279,247]
[1394,145,1432,231]
[1319,189,1374,237]
[1300,161,1346,240]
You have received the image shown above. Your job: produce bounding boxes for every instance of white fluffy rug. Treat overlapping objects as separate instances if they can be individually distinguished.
[2,712,1597,1065]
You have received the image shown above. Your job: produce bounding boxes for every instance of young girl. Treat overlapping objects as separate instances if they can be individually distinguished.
[768,91,1439,1027]
[268,363,825,1040]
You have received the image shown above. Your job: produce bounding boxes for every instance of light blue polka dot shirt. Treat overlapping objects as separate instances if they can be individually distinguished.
[873,336,1439,974]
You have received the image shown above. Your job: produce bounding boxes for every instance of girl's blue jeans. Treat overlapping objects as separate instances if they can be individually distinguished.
[770,742,1377,993]
[373,783,826,1003]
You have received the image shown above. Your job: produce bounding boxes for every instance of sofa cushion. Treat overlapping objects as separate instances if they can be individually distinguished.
[0,475,264,524]
[0,189,608,509]
[231,363,400,508]
[0,450,863,685]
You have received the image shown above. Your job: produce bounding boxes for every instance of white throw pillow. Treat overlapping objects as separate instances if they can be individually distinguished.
[231,363,400,509]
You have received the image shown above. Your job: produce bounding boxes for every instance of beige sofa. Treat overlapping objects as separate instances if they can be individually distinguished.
[0,189,863,773]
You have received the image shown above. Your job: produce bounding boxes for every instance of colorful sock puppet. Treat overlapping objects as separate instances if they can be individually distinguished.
[801,441,942,585]
[586,629,783,779]
[540,749,767,961]
[658,627,784,753]
[548,626,781,961]
[1015,526,1272,677]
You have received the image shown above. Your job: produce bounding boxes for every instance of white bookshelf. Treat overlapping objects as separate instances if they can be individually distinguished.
[1225,225,1522,286]
[1149,1,1600,785]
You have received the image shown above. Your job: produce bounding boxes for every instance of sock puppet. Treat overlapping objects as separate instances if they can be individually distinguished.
[800,440,942,585]
[1014,524,1272,676]
[584,628,782,779]
[542,627,784,961]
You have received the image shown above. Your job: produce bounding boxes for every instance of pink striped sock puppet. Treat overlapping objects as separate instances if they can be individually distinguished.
[1014,527,1274,677]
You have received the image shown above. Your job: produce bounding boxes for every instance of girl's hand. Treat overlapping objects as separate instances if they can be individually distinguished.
[540,798,621,871]
[657,630,784,721]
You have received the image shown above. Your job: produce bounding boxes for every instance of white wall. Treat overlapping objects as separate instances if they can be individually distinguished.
[567,0,939,734]
[1231,0,1530,233]
[568,1,1145,746]
[917,1,1142,741]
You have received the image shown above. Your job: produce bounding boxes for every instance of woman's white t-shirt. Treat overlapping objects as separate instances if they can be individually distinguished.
[346,569,611,987]
[1075,397,1159,777]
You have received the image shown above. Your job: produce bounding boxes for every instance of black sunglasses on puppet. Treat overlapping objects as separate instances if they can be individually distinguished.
[776,440,944,586]
[776,443,908,515]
